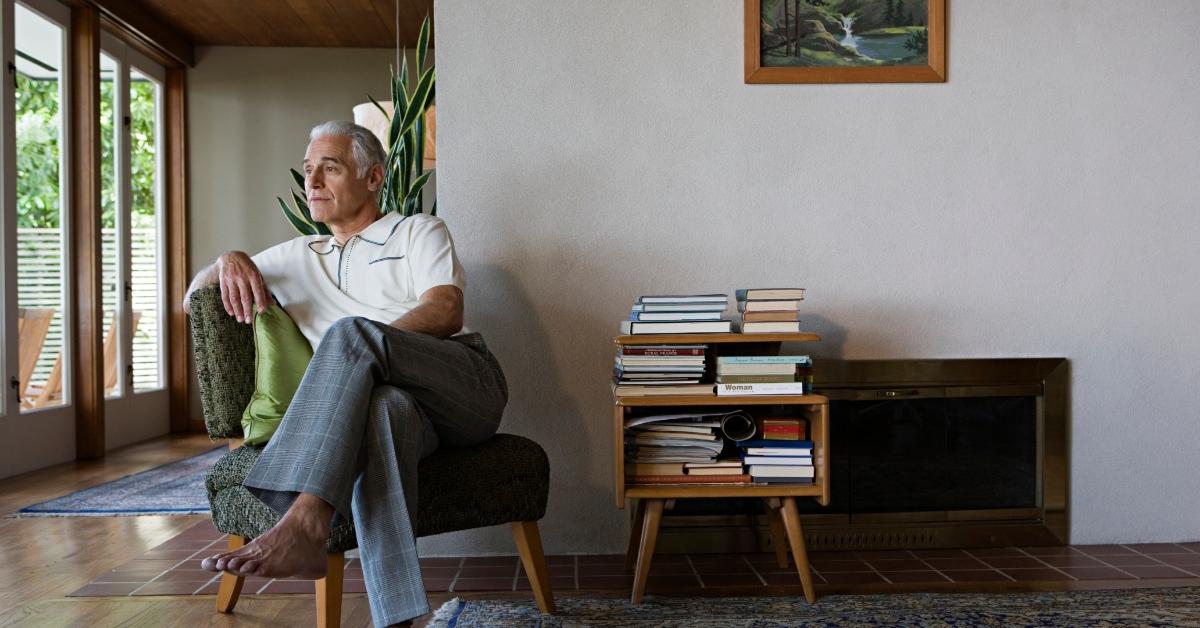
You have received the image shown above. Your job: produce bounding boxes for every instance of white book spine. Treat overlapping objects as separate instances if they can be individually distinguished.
[717,383,807,396]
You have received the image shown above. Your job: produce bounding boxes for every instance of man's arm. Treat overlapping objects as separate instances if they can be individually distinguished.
[389,285,464,338]
[182,251,271,323]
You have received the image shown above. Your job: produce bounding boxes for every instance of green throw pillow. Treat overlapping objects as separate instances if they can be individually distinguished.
[241,304,313,446]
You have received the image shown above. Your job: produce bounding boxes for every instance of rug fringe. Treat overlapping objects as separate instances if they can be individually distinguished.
[430,597,463,626]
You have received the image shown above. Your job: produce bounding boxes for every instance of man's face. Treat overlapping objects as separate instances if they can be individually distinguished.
[303,134,375,226]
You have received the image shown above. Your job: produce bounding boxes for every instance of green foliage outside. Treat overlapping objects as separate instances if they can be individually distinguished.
[17,74,158,229]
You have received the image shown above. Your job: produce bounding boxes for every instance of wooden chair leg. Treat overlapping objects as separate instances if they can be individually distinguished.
[215,535,246,613]
[511,521,556,614]
[631,499,664,605]
[779,497,817,604]
[315,552,344,628]
[624,499,648,572]
[764,500,790,568]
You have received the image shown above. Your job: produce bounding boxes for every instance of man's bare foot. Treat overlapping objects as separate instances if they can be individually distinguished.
[201,493,332,579]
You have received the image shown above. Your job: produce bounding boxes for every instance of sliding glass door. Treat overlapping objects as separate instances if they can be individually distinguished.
[1,0,75,476]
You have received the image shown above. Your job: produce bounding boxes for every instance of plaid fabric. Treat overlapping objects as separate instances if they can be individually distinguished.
[242,317,509,626]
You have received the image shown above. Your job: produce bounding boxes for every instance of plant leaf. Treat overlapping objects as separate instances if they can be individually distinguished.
[416,15,430,72]
[278,196,315,236]
[290,167,305,189]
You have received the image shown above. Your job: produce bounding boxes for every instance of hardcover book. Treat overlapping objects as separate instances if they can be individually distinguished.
[716,374,796,384]
[717,382,807,396]
[614,383,716,397]
[631,311,724,322]
[625,474,752,484]
[736,288,806,301]
[638,294,728,304]
[618,345,706,356]
[737,300,801,312]
[741,311,801,322]
[717,356,811,365]
[619,320,733,335]
[739,321,802,333]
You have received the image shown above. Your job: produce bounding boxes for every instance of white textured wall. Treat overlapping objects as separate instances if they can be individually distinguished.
[432,0,1200,553]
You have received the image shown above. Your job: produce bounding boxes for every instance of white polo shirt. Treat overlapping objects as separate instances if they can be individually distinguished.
[252,212,468,349]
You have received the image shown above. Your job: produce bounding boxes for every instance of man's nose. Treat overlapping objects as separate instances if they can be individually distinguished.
[307,170,323,188]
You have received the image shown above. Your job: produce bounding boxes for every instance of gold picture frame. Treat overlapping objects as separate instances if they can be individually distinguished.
[745,0,946,84]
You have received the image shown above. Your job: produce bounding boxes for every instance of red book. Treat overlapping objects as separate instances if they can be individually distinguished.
[758,418,807,440]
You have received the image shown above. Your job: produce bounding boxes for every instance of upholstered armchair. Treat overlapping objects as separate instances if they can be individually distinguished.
[189,284,554,626]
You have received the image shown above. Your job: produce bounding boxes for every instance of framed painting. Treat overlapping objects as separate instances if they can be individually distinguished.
[744,0,946,83]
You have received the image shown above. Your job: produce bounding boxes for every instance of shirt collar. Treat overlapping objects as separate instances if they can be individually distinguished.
[306,211,406,255]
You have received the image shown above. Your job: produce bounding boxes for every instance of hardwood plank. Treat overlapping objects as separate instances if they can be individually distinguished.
[91,0,195,67]
[70,4,106,460]
[285,0,352,48]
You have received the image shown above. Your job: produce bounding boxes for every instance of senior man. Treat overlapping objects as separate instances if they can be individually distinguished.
[185,121,507,627]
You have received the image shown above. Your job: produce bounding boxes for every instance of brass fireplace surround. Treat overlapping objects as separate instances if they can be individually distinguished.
[655,358,1069,553]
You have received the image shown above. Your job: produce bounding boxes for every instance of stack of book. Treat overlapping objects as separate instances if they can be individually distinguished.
[739,438,815,484]
[613,344,714,397]
[715,355,812,396]
[621,294,732,335]
[624,413,748,484]
[735,288,805,333]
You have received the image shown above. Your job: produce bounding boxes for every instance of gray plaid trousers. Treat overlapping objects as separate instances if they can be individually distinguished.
[243,317,508,626]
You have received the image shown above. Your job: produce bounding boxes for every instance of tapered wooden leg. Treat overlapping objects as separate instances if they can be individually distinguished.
[778,497,817,603]
[624,499,648,572]
[315,553,344,628]
[765,500,790,568]
[511,521,557,614]
[631,499,664,605]
[215,535,245,613]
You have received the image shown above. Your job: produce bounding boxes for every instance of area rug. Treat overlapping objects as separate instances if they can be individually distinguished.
[429,587,1200,627]
[11,446,224,517]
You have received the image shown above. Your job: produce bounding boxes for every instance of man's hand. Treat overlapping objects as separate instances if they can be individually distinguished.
[217,252,271,323]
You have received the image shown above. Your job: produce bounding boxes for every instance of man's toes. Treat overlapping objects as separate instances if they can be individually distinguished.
[240,559,261,576]
[201,555,221,571]
[224,554,249,572]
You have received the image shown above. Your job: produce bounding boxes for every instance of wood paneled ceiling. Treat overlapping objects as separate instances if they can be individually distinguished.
[132,0,434,48]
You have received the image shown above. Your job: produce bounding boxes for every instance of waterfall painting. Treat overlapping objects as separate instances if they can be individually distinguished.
[744,0,946,83]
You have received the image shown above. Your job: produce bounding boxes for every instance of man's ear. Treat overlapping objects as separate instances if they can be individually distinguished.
[367,163,385,192]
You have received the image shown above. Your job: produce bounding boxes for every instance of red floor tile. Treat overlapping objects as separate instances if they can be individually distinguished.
[1096,554,1167,567]
[942,570,1011,583]
[418,557,462,568]
[853,550,915,560]
[461,556,518,567]
[577,554,627,565]
[1058,567,1133,580]
[578,574,635,589]
[699,574,765,587]
[458,565,517,578]
[132,581,211,596]
[344,579,367,593]
[647,562,696,575]
[923,557,989,571]
[1035,555,1105,568]
[452,577,514,591]
[1176,542,1200,553]
[811,560,871,573]
[1120,565,1197,579]
[259,580,315,594]
[911,549,970,559]
[69,582,142,597]
[1129,543,1193,555]
[865,559,930,571]
[975,556,1047,570]
[514,576,576,591]
[1073,544,1137,556]
[1019,546,1080,557]
[422,578,454,591]
[760,572,808,586]
[1001,568,1074,582]
[419,566,459,579]
[879,571,950,584]
[1157,554,1200,567]
[155,569,217,582]
[821,572,886,585]
[967,547,1024,557]
[92,570,159,583]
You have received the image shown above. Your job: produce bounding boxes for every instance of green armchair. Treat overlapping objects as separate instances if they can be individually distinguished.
[189,284,554,626]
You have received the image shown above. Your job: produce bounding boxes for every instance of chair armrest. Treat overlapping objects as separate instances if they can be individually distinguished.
[189,284,255,439]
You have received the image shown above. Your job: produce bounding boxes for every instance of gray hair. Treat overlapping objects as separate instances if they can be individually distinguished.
[309,120,387,179]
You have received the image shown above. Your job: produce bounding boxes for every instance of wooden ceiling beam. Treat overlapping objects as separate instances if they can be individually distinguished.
[87,0,195,67]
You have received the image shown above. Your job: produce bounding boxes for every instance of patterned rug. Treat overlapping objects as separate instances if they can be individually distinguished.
[429,587,1200,627]
[11,446,224,517]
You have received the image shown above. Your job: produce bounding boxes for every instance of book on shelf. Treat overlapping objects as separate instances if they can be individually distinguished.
[685,467,747,476]
[741,454,813,465]
[748,465,815,478]
[757,417,807,440]
[614,383,715,397]
[740,311,801,322]
[741,439,812,450]
[755,477,814,485]
[631,303,728,312]
[616,363,706,372]
[715,363,797,376]
[623,411,730,429]
[717,382,807,396]
[633,431,718,443]
[627,462,685,475]
[737,300,801,313]
[618,345,706,356]
[638,294,728,304]
[738,321,802,334]
[637,424,715,435]
[616,379,703,386]
[716,374,796,384]
[631,311,724,322]
[619,320,732,335]
[717,355,812,365]
[736,288,806,301]
[684,460,743,469]
[625,474,752,484]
